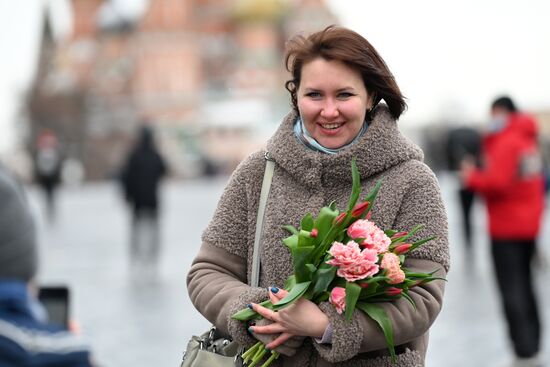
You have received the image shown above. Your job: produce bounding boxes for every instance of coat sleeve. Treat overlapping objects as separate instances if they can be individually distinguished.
[187,153,268,347]
[313,163,449,362]
[187,243,268,346]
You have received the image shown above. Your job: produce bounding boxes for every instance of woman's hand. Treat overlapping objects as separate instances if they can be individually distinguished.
[249,287,329,350]
[249,318,304,356]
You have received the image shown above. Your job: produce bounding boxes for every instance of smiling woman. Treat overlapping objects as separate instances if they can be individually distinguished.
[187,25,449,367]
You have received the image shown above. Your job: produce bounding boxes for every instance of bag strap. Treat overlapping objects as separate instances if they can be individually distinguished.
[250,152,275,288]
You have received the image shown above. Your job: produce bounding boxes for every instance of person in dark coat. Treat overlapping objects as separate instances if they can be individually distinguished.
[446,126,482,252]
[34,129,63,223]
[121,125,167,278]
[0,164,94,366]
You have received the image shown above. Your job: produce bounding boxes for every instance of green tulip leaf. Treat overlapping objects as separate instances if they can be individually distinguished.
[356,302,396,362]
[344,281,362,321]
[274,281,311,309]
[301,213,314,231]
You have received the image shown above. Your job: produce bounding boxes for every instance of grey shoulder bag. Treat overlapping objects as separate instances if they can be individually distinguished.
[181,154,275,367]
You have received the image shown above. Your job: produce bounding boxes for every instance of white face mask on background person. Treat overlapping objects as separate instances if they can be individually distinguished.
[486,114,507,133]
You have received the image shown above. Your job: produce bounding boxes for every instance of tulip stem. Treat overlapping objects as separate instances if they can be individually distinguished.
[260,351,280,367]
[247,347,267,367]
[242,341,262,363]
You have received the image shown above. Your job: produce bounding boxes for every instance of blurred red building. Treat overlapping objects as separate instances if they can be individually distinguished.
[26,0,337,180]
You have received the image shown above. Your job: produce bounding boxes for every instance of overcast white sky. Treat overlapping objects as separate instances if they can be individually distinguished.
[328,0,550,124]
[1,0,549,155]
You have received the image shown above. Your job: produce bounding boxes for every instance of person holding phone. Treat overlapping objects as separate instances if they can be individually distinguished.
[0,164,94,366]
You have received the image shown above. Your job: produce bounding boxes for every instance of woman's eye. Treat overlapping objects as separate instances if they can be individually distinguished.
[305,92,322,98]
[338,92,354,99]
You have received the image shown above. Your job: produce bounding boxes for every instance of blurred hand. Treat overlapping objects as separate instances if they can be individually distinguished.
[68,320,81,334]
[460,156,476,183]
[249,287,329,351]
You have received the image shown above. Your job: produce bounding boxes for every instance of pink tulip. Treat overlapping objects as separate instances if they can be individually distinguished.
[329,287,346,314]
[386,269,406,284]
[327,241,380,282]
[347,219,391,254]
[390,231,408,240]
[393,243,412,255]
[351,201,370,218]
[334,212,347,225]
[380,252,401,270]
[310,228,318,238]
[386,287,403,296]
[381,252,406,284]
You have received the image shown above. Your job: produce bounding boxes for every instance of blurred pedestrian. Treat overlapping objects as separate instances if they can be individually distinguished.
[461,96,544,366]
[120,125,167,279]
[34,129,63,223]
[0,164,94,366]
[446,126,482,253]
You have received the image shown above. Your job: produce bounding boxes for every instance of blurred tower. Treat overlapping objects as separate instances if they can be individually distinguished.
[26,2,91,181]
[133,0,201,126]
[70,0,104,40]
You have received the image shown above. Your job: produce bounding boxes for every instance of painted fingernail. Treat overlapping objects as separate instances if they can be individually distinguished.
[247,303,253,309]
[270,286,279,294]
[265,347,271,352]
[248,327,254,334]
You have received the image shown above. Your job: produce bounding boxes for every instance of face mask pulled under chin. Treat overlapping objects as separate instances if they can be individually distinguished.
[486,115,507,133]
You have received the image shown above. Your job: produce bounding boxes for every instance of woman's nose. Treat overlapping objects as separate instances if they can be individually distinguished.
[320,99,339,118]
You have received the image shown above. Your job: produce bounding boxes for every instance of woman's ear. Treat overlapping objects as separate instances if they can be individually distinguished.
[367,91,377,110]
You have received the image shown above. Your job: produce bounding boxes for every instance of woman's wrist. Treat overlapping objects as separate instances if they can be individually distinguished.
[311,312,330,338]
[315,323,333,344]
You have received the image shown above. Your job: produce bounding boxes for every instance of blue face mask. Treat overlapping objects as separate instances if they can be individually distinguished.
[486,115,507,133]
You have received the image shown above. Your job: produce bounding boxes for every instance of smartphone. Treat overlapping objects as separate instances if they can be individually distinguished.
[38,286,70,328]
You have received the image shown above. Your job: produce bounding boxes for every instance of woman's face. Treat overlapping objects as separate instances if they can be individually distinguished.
[297,58,372,149]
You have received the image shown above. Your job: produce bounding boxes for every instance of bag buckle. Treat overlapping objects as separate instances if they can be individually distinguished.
[207,326,217,342]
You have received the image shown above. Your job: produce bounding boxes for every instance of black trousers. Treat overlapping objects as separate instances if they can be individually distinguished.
[491,239,541,358]
[458,188,475,249]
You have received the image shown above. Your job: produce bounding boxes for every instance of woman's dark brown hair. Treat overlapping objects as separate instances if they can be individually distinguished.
[284,25,406,120]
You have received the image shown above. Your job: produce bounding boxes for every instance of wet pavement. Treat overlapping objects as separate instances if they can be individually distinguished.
[26,172,549,367]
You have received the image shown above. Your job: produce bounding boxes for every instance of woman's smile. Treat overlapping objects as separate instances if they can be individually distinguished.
[318,121,346,135]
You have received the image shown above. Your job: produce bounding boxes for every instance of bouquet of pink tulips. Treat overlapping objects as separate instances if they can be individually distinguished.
[232,159,443,366]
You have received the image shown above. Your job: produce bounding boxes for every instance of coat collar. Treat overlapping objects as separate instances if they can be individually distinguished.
[267,104,424,188]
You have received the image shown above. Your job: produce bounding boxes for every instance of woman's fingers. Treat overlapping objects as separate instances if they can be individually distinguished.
[266,332,292,350]
[249,302,278,321]
[268,287,289,305]
[250,322,285,335]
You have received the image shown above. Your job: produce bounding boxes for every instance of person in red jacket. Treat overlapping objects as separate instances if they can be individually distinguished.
[462,96,544,365]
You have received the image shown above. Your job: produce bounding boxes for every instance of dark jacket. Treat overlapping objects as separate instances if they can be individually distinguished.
[187,105,449,366]
[466,112,545,239]
[0,281,92,366]
[446,126,482,171]
[121,128,167,211]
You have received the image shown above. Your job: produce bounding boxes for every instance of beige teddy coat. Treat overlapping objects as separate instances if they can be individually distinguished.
[187,105,450,366]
